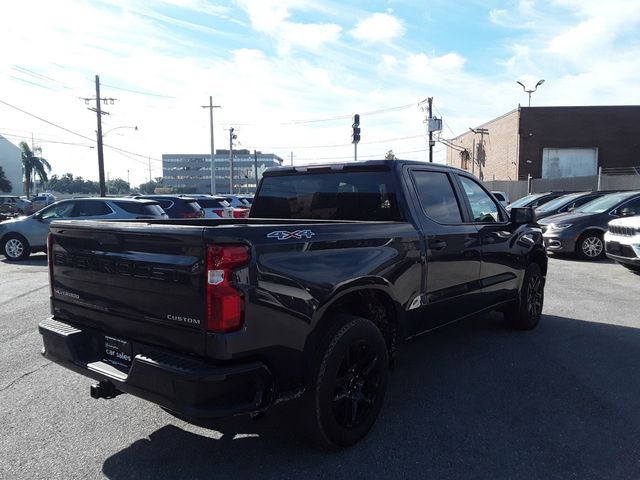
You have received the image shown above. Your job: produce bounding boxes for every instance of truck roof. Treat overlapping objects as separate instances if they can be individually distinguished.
[264,159,467,176]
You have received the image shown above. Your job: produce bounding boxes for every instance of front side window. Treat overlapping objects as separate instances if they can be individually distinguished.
[459,176,501,223]
[411,171,462,224]
[40,202,75,220]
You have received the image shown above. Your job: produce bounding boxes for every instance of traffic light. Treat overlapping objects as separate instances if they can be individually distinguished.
[352,114,360,144]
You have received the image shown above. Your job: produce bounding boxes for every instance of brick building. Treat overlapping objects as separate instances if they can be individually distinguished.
[446,106,640,181]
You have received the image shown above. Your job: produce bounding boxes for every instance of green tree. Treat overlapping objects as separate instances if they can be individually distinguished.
[20,142,51,197]
[138,177,164,194]
[107,178,130,195]
[0,166,12,192]
[49,173,100,194]
[384,150,396,160]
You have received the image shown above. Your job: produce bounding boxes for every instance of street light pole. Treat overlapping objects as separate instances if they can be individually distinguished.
[201,97,221,195]
[517,79,545,107]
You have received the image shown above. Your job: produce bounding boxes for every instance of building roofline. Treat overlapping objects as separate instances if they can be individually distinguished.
[451,108,519,140]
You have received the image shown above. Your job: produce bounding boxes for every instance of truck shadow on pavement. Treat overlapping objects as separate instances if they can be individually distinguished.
[102,313,640,480]
[1,254,48,266]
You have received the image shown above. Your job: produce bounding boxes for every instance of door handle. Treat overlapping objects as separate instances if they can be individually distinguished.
[429,239,447,251]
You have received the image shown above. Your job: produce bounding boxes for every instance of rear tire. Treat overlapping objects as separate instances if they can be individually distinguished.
[504,262,544,330]
[295,315,389,449]
[2,234,31,261]
[576,231,605,260]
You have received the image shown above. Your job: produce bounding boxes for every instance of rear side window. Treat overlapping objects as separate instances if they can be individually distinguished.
[197,199,227,208]
[252,171,403,221]
[114,201,164,216]
[411,171,463,224]
[156,200,174,210]
[72,200,113,217]
[493,192,505,201]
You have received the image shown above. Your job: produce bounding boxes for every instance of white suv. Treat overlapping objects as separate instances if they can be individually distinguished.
[605,215,640,272]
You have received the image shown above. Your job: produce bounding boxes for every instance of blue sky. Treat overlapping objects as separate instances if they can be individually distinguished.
[1,0,639,186]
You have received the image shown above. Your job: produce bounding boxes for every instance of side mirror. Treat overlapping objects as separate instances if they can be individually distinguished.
[619,207,637,217]
[511,207,535,225]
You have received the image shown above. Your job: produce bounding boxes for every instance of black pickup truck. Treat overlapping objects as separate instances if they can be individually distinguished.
[39,160,547,448]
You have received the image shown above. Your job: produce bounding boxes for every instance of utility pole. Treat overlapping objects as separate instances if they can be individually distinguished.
[127,169,130,191]
[148,156,151,183]
[228,127,236,194]
[253,150,259,193]
[290,151,294,166]
[428,97,433,163]
[82,75,117,197]
[201,97,221,195]
[469,127,489,178]
[351,114,360,161]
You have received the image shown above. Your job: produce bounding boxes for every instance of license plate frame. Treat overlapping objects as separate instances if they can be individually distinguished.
[104,335,133,370]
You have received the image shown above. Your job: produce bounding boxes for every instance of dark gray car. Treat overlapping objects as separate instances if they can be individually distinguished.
[534,191,614,221]
[539,191,640,260]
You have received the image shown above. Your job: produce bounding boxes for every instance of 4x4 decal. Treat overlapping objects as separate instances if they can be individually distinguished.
[267,229,316,240]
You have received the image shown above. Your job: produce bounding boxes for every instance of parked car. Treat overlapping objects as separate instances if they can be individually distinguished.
[605,215,640,272]
[30,194,56,212]
[40,160,547,448]
[534,191,614,221]
[505,192,570,211]
[134,195,204,218]
[184,195,234,219]
[237,194,254,205]
[217,195,252,218]
[539,191,640,260]
[490,191,509,207]
[0,197,167,260]
[0,195,19,215]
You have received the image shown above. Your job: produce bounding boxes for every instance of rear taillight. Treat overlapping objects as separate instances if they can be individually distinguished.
[180,210,203,218]
[233,208,250,218]
[47,233,54,297]
[211,209,223,217]
[206,245,250,333]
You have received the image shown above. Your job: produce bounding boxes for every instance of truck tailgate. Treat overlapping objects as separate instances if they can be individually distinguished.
[49,221,209,356]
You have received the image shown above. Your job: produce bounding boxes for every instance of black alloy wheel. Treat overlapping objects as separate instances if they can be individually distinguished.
[296,315,389,448]
[505,262,544,330]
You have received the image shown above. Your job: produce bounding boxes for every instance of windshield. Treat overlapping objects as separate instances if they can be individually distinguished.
[509,193,546,208]
[576,193,635,213]
[536,193,581,212]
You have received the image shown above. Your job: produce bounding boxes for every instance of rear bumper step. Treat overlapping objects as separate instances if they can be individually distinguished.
[39,317,274,418]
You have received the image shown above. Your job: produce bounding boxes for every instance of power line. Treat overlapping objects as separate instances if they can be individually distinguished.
[0,131,93,148]
[98,81,176,99]
[258,134,426,150]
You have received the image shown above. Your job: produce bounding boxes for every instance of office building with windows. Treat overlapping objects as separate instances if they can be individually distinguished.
[162,150,283,194]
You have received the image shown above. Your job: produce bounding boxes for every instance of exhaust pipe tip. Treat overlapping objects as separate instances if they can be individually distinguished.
[90,380,120,399]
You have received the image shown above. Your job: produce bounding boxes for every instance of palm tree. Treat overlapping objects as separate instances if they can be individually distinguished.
[0,166,12,192]
[19,141,51,197]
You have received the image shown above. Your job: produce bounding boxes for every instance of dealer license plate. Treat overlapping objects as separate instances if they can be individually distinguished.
[104,335,133,370]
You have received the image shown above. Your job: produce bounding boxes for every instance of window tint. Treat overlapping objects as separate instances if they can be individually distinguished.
[459,176,501,223]
[156,200,174,209]
[412,171,462,223]
[185,201,202,212]
[114,201,164,216]
[492,192,505,201]
[72,200,113,217]
[617,196,640,215]
[252,171,402,221]
[40,202,75,219]
[197,199,228,208]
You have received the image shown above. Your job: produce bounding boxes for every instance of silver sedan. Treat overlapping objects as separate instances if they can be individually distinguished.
[0,197,167,260]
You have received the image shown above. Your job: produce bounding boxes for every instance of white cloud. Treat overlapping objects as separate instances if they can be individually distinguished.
[350,13,406,43]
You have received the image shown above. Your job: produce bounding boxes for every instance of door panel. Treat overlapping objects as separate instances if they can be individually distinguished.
[407,169,481,334]
[456,175,520,307]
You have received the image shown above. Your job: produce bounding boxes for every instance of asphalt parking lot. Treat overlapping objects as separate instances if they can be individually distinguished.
[1,254,640,479]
